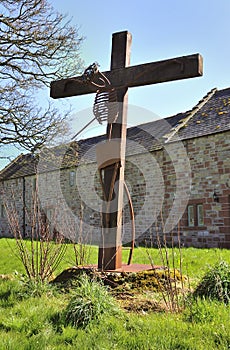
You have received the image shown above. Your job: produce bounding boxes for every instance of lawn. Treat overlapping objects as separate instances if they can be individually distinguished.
[0,238,229,350]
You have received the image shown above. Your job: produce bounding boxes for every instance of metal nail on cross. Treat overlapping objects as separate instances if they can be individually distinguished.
[50,30,203,271]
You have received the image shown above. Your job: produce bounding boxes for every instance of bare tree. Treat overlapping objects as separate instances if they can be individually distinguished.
[0,0,84,151]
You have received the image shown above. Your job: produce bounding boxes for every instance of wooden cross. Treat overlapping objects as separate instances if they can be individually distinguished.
[50,30,203,270]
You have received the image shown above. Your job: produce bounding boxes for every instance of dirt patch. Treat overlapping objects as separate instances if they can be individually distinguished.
[114,291,167,313]
[52,266,187,313]
[53,266,185,288]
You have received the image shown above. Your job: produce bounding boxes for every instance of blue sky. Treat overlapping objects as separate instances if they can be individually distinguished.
[49,0,230,115]
[49,0,230,136]
[1,0,230,168]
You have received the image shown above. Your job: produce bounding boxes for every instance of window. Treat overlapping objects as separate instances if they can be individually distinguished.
[188,205,195,227]
[197,204,204,226]
[1,204,5,218]
[33,177,37,191]
[69,171,76,187]
[187,203,204,227]
[46,208,53,222]
[45,208,54,234]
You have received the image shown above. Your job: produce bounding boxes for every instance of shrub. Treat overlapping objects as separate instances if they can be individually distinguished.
[183,298,218,323]
[5,188,67,284]
[65,275,120,328]
[193,260,230,304]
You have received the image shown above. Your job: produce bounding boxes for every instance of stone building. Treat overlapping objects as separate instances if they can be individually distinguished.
[0,87,229,248]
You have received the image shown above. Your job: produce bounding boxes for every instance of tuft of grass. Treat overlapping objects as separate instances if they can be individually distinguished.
[193,260,230,303]
[65,274,120,329]
[183,297,229,324]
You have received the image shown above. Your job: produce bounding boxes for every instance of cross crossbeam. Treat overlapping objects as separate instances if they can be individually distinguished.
[51,54,203,99]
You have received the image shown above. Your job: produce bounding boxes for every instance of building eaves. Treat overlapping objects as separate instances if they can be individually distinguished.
[1,86,230,180]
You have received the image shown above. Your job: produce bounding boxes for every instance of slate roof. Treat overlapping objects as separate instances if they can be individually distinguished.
[1,86,230,180]
[0,153,37,180]
[0,142,79,180]
[165,87,230,142]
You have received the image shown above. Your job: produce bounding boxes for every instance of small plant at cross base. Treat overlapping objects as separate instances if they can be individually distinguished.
[65,274,120,329]
[145,220,188,313]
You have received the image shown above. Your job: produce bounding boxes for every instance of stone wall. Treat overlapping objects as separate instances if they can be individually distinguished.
[0,176,35,237]
[180,131,230,248]
[0,130,229,248]
[138,131,230,248]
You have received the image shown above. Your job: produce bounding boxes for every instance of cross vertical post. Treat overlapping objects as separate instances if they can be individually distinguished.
[50,30,203,271]
[98,31,132,270]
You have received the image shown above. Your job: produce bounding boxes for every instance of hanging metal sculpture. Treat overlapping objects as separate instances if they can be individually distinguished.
[71,63,118,139]
[71,63,135,265]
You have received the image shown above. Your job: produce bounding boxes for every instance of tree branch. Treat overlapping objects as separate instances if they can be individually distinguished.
[0,0,84,151]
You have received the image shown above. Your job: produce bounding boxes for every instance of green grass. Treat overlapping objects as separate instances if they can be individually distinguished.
[0,278,229,350]
[1,237,229,278]
[0,238,229,349]
[0,237,98,276]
